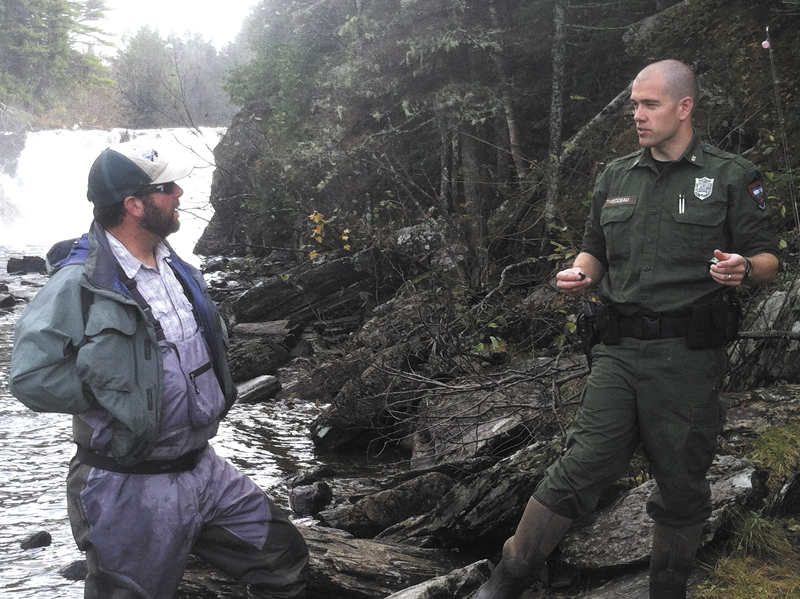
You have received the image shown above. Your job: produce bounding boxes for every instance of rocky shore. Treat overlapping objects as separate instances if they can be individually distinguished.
[9,249,800,599]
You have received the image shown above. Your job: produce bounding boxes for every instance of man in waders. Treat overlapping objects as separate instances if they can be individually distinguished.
[474,60,779,599]
[9,144,309,599]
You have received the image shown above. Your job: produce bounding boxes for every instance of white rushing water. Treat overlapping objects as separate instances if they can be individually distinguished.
[0,129,327,597]
[0,127,224,266]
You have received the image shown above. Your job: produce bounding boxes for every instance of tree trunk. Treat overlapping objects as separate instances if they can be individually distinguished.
[542,0,567,255]
[460,126,488,290]
[489,1,528,181]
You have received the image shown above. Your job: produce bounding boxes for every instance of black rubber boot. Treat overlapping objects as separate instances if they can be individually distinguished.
[649,522,704,599]
[474,497,573,599]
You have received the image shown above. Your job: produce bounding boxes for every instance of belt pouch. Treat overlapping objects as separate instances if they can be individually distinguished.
[687,295,740,349]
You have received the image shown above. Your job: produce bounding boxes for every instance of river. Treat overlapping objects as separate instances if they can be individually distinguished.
[0,129,398,597]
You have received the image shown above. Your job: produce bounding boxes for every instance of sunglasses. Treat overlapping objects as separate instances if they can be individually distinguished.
[136,181,176,196]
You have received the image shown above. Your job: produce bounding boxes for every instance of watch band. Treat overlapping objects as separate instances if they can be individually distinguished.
[743,257,753,281]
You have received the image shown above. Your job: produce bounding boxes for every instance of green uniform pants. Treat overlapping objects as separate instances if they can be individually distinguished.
[535,337,727,527]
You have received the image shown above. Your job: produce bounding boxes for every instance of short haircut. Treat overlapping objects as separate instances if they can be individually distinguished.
[93,201,127,230]
[637,59,699,105]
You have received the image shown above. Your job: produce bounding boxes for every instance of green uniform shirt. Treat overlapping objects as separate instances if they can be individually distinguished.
[582,132,779,316]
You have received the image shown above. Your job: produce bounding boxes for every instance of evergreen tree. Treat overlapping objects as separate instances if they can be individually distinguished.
[0,0,110,117]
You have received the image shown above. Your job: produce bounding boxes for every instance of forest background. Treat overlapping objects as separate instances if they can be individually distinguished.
[4,0,800,284]
[4,0,800,386]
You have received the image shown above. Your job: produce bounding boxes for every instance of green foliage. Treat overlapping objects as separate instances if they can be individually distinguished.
[744,424,800,495]
[730,511,794,560]
[695,513,800,599]
[0,0,112,121]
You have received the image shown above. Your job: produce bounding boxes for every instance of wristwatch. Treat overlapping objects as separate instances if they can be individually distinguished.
[743,257,753,281]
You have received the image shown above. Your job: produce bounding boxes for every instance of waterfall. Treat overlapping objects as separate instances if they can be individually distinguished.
[0,127,225,265]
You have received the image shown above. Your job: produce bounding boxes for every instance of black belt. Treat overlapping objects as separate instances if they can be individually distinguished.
[75,444,207,475]
[617,314,690,340]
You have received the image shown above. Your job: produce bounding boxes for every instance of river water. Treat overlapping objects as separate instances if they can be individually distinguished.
[0,130,400,597]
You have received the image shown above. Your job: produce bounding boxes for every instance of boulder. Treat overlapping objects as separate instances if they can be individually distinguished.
[19,530,52,549]
[555,455,767,570]
[318,472,456,538]
[0,293,18,309]
[7,255,45,274]
[377,441,563,551]
[226,248,412,325]
[227,337,290,382]
[290,482,334,517]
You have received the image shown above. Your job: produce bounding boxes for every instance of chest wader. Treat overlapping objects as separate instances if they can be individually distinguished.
[70,331,308,599]
[69,279,307,598]
[474,497,572,599]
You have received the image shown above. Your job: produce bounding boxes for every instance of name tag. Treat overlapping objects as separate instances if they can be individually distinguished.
[603,196,637,207]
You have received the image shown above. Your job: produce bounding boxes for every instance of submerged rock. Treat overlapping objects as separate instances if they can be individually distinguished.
[19,530,52,550]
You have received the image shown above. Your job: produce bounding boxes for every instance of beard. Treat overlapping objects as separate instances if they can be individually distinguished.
[141,195,180,238]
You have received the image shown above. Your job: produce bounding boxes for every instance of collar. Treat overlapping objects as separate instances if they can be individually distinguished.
[628,131,706,171]
[104,229,171,279]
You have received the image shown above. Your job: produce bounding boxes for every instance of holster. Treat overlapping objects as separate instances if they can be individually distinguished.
[576,302,600,364]
[576,302,621,367]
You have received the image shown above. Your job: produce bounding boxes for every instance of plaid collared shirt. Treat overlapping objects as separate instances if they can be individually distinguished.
[104,230,198,342]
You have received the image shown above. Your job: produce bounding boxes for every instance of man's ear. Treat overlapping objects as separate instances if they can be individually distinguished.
[123,195,144,218]
[677,96,693,121]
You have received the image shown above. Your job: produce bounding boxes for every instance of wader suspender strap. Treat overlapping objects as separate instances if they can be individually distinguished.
[116,264,165,342]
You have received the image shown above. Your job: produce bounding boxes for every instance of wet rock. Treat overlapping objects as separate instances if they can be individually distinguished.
[7,255,46,274]
[377,440,563,551]
[555,455,767,570]
[61,559,89,581]
[290,481,333,517]
[384,560,492,599]
[236,375,282,404]
[318,472,455,538]
[301,525,471,598]
[0,132,26,176]
[0,293,18,309]
[285,465,338,488]
[20,530,52,549]
[768,471,800,518]
[227,337,290,382]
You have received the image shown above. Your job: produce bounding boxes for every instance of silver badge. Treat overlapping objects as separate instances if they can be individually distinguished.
[694,177,714,200]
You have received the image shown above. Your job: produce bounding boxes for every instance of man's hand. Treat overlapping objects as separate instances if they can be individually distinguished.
[708,249,749,287]
[556,267,593,297]
[556,253,605,297]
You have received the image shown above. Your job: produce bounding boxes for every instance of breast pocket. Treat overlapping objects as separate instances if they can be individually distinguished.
[176,334,226,427]
[671,198,726,258]
[600,204,637,262]
[77,301,139,392]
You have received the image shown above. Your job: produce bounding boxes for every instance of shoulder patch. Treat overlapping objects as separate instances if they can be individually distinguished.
[747,180,766,210]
